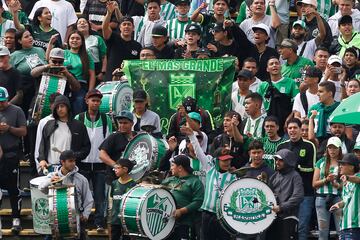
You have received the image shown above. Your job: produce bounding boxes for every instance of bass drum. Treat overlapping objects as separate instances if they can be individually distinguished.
[120,185,176,240]
[48,185,80,238]
[122,133,169,181]
[96,81,133,115]
[217,178,277,235]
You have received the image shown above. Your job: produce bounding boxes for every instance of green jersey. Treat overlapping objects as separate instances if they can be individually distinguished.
[32,25,62,51]
[260,136,286,170]
[315,157,341,195]
[10,47,46,76]
[160,2,176,21]
[110,178,136,225]
[166,18,192,41]
[341,173,360,230]
[257,77,299,111]
[281,56,314,85]
[63,50,95,83]
[2,10,29,25]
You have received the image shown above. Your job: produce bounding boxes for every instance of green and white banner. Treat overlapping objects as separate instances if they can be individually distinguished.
[123,57,236,133]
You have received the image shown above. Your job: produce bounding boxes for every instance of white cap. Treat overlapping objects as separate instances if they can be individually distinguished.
[297,0,317,8]
[0,46,10,56]
[327,136,342,148]
[328,55,342,65]
[252,23,270,36]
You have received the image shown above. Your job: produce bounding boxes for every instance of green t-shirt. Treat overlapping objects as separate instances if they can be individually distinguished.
[341,173,360,230]
[110,178,136,225]
[10,46,46,76]
[257,77,299,110]
[315,157,341,195]
[260,136,286,170]
[281,56,314,84]
[32,25,62,51]
[2,10,29,25]
[85,35,107,63]
[63,49,95,83]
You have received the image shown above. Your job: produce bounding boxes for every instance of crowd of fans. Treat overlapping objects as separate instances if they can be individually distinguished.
[0,0,359,239]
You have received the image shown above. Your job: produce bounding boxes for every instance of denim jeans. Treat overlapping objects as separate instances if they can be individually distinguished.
[79,169,106,227]
[339,228,360,240]
[298,196,315,240]
[315,196,342,240]
[71,87,87,116]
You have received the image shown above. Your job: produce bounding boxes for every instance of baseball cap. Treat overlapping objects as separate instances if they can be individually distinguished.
[353,142,360,151]
[328,55,342,65]
[60,150,76,161]
[338,153,359,166]
[0,46,10,56]
[214,147,234,161]
[278,38,298,51]
[119,15,134,25]
[296,0,317,8]
[188,112,202,124]
[237,69,253,79]
[0,87,9,101]
[152,24,167,37]
[252,23,270,36]
[292,20,307,29]
[49,48,64,59]
[213,0,229,6]
[174,0,190,5]
[185,23,202,35]
[196,47,211,57]
[115,110,134,121]
[338,15,352,26]
[133,89,147,102]
[85,89,103,99]
[182,96,197,113]
[305,66,323,79]
[213,22,226,32]
[327,136,342,148]
[172,155,193,173]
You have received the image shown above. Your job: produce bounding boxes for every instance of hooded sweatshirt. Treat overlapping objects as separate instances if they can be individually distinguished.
[269,149,304,219]
[39,166,94,218]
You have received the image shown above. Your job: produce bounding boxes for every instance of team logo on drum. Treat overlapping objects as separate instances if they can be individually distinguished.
[146,193,174,237]
[34,198,49,221]
[224,188,272,223]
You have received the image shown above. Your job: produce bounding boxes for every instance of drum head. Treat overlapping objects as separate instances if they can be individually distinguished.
[123,133,157,181]
[114,82,133,114]
[30,176,49,188]
[219,178,277,235]
[140,188,176,240]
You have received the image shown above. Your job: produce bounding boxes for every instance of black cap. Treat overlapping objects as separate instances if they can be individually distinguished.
[213,22,226,32]
[86,89,103,99]
[116,158,136,172]
[119,15,134,25]
[133,89,147,101]
[185,23,201,35]
[196,47,211,56]
[338,153,359,166]
[152,24,167,37]
[305,66,323,79]
[213,0,229,6]
[339,15,352,26]
[237,69,253,79]
[60,150,76,161]
[174,0,190,5]
[172,155,193,173]
[182,96,197,112]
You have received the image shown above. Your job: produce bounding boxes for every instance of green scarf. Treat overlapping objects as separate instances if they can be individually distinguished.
[316,102,340,138]
[338,31,360,57]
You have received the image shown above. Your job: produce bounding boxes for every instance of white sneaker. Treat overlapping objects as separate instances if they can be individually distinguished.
[11,218,21,234]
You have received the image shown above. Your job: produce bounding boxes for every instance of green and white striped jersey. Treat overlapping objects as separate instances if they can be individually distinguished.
[316,0,336,20]
[166,18,192,41]
[315,157,341,195]
[341,173,360,230]
[261,136,286,170]
[160,2,176,21]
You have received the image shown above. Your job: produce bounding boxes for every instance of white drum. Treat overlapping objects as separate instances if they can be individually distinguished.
[30,176,51,234]
[217,178,277,235]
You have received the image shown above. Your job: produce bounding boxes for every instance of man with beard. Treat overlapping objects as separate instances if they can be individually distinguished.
[290,18,325,60]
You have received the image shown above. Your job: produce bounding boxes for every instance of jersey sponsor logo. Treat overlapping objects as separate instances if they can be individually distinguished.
[299,149,306,157]
[312,28,319,38]
[223,188,272,223]
[131,50,138,56]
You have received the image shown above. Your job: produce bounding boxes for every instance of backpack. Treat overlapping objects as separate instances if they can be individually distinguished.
[78,112,108,138]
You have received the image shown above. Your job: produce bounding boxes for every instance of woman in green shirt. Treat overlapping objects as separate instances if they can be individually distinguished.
[76,17,107,83]
[31,7,62,51]
[312,136,343,240]
[10,29,46,116]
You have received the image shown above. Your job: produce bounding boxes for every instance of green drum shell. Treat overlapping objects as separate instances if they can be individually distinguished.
[122,133,169,181]
[96,81,133,114]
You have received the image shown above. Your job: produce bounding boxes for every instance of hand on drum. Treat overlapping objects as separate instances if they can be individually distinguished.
[180,126,193,136]
[167,136,178,151]
[271,205,280,213]
[51,174,60,182]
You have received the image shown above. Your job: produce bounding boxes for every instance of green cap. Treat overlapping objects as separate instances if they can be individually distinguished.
[354,142,360,151]
[188,112,202,124]
[0,87,9,101]
[292,20,306,29]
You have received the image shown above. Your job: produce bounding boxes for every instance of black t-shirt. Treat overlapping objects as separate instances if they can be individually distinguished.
[99,131,133,184]
[174,46,198,59]
[250,46,279,81]
[121,0,145,17]
[0,67,22,101]
[105,32,142,81]
[151,44,175,59]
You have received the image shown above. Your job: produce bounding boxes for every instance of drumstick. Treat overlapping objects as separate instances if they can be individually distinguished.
[252,197,274,208]
[52,146,63,154]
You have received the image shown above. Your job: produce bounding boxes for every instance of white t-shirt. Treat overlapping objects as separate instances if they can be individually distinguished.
[29,0,78,43]
[292,90,320,118]
[48,121,71,165]
[297,38,317,61]
[240,15,276,48]
[232,77,262,94]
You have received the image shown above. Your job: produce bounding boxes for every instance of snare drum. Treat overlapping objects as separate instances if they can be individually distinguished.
[48,185,80,238]
[32,73,67,122]
[30,176,51,234]
[120,185,176,240]
[217,178,277,235]
[96,81,133,114]
[122,133,169,181]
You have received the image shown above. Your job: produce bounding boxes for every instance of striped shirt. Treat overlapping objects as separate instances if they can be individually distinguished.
[160,2,176,21]
[315,157,340,195]
[166,18,192,41]
[261,136,286,170]
[133,16,166,47]
[316,0,336,20]
[341,173,360,230]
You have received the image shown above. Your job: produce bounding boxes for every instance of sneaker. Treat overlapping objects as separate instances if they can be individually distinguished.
[11,218,21,234]
[96,225,105,233]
